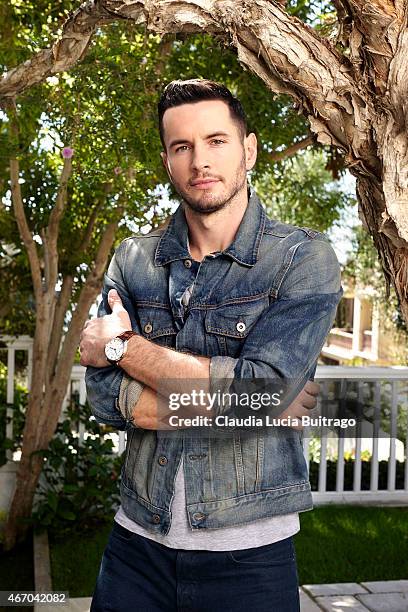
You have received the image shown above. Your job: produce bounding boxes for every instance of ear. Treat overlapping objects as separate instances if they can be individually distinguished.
[161,150,172,180]
[244,132,258,171]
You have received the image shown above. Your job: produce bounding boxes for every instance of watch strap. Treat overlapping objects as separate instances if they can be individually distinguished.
[117,330,138,342]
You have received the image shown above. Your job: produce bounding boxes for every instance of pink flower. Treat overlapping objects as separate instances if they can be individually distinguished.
[62,147,74,159]
[114,166,122,175]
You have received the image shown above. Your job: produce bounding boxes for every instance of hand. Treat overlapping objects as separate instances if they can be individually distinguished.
[278,380,320,430]
[79,289,132,367]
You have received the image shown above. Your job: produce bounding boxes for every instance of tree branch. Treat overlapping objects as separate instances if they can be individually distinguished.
[6,101,43,300]
[46,274,74,382]
[0,1,116,100]
[333,0,405,95]
[77,182,112,256]
[45,156,73,292]
[40,227,50,291]
[40,209,123,442]
[78,202,103,255]
[269,133,315,162]
[0,2,372,159]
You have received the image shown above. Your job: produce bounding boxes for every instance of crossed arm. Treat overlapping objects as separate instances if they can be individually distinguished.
[80,288,319,430]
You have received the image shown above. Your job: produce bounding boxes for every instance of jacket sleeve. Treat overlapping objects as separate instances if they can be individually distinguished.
[209,236,343,418]
[85,241,144,431]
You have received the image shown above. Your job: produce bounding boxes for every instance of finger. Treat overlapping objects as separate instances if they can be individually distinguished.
[108,289,126,312]
[300,392,318,410]
[303,380,320,396]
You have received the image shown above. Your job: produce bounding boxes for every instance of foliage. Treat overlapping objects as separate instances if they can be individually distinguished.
[253,148,354,232]
[343,225,383,291]
[29,396,123,536]
[0,240,35,336]
[308,458,406,491]
[0,0,393,357]
[0,362,27,467]
[0,2,351,334]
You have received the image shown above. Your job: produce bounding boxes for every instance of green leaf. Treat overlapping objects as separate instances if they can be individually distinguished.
[58,508,76,521]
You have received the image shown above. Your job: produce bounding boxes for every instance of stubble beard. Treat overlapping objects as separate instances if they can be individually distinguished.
[172,154,248,216]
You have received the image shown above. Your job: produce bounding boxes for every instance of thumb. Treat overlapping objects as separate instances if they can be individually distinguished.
[108,289,125,312]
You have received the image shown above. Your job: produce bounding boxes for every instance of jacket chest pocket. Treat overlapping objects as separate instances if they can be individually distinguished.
[205,299,269,357]
[136,305,177,347]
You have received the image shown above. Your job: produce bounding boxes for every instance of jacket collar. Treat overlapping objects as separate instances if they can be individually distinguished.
[154,187,266,267]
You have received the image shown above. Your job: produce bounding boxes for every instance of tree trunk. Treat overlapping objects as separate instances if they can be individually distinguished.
[0,0,406,322]
[3,448,44,549]
[2,218,120,551]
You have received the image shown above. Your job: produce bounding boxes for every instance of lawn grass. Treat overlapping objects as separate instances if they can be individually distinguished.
[49,518,114,598]
[295,505,408,585]
[50,506,408,597]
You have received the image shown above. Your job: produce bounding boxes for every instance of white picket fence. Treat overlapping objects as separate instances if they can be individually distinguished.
[1,335,408,505]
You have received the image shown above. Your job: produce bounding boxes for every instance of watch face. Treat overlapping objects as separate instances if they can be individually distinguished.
[105,337,125,362]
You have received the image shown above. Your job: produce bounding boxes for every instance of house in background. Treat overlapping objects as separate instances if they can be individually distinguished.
[321,277,406,366]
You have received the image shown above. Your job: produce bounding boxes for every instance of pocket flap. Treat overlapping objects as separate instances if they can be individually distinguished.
[205,300,267,339]
[137,306,177,339]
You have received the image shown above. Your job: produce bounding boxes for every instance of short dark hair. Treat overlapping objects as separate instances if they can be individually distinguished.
[158,79,248,148]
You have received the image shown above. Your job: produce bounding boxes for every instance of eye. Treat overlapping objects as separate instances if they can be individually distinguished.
[175,145,190,153]
[211,139,225,145]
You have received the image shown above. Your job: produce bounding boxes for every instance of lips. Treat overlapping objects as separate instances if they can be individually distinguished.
[190,178,220,187]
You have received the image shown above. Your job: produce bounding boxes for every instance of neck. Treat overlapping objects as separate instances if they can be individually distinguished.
[184,186,249,262]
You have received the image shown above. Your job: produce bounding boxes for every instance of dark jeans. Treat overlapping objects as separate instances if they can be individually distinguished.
[90,522,300,612]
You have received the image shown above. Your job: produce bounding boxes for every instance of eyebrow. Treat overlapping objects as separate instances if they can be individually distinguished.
[169,132,230,149]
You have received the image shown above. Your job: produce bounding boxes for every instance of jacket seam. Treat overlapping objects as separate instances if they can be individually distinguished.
[189,293,271,308]
[272,235,325,297]
[121,479,169,514]
[186,480,311,508]
[92,406,126,424]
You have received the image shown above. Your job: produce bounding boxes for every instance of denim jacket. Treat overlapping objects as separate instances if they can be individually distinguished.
[85,189,342,534]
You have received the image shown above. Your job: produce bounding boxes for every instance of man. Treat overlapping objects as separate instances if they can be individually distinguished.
[80,79,342,611]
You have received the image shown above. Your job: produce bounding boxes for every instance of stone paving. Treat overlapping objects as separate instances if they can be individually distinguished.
[35,580,408,611]
[301,580,408,611]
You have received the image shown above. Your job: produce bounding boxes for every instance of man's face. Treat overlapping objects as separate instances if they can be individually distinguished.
[161,100,257,215]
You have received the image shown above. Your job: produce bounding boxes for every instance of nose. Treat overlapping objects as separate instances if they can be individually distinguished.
[190,142,210,173]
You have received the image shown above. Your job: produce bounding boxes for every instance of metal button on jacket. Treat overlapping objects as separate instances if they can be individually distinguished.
[192,512,206,521]
[184,259,192,268]
[152,514,161,524]
[143,322,153,334]
[158,456,168,465]
[236,321,246,333]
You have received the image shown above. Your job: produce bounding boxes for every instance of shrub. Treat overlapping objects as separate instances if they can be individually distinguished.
[309,458,406,491]
[29,396,123,536]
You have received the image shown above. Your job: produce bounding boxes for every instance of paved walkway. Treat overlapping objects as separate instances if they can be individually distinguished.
[300,580,408,611]
[35,580,408,611]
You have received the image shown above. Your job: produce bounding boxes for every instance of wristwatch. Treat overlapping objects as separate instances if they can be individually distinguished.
[105,330,138,366]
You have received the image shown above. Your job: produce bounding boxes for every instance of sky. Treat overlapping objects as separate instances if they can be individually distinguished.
[327,171,359,265]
